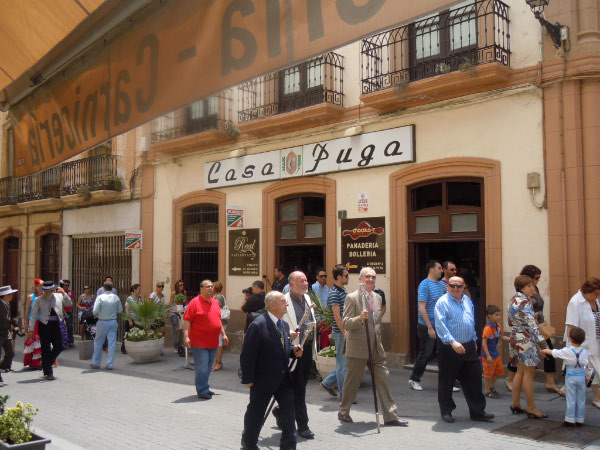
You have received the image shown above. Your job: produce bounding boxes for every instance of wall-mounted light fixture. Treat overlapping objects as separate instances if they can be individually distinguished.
[525,0,567,49]
[527,172,545,209]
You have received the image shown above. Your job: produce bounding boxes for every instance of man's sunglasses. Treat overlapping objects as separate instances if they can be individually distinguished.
[449,283,463,289]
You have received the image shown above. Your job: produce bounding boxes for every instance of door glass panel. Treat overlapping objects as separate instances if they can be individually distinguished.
[412,183,442,210]
[450,213,477,232]
[415,216,439,234]
[280,200,298,221]
[302,197,325,218]
[280,224,297,239]
[304,223,323,238]
[447,182,481,206]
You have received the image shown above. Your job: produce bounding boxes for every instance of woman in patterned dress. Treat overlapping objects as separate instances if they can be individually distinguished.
[564,277,600,407]
[508,275,548,418]
[23,279,43,369]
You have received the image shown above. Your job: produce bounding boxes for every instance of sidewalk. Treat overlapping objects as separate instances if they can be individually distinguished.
[3,337,600,449]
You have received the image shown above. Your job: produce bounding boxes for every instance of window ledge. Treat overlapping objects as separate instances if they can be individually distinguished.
[150,130,229,160]
[360,62,513,113]
[0,204,19,216]
[238,103,345,138]
[17,197,63,212]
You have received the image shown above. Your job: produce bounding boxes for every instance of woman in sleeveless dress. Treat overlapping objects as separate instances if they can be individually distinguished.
[23,279,43,369]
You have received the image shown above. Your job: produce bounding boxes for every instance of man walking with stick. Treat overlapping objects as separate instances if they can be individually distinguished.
[338,267,408,427]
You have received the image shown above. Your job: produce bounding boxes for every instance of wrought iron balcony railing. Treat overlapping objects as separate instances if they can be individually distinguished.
[61,154,120,195]
[0,177,16,206]
[360,0,510,94]
[0,154,120,205]
[238,52,344,123]
[151,90,233,143]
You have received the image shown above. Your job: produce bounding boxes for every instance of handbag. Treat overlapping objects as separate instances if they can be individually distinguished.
[220,305,231,321]
[538,322,555,340]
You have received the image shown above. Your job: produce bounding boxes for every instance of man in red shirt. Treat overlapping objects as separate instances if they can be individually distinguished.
[183,280,228,400]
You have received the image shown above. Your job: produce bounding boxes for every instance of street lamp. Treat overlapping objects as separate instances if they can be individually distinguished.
[525,0,565,49]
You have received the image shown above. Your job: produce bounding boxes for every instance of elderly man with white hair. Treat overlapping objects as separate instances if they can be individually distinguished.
[272,271,317,440]
[338,267,408,427]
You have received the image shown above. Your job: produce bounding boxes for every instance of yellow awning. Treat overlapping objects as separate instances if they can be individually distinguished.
[0,0,107,97]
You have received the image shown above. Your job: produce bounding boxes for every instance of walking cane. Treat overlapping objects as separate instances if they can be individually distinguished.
[263,322,315,426]
[359,283,380,433]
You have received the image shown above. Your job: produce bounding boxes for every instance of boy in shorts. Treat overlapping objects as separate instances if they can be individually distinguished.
[542,327,589,426]
[481,305,509,398]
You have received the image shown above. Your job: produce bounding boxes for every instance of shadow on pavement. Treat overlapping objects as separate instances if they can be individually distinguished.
[172,395,200,403]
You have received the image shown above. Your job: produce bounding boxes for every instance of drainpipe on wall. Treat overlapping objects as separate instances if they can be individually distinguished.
[558,80,570,303]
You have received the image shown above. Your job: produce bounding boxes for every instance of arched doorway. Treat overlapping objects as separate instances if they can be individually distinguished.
[276,194,326,284]
[407,178,485,359]
[389,157,502,356]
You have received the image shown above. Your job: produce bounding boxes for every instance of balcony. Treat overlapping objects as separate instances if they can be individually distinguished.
[360,0,511,111]
[0,154,120,211]
[151,90,233,144]
[237,52,344,136]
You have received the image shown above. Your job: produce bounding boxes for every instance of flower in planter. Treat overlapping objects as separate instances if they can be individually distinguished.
[0,396,39,445]
[122,297,170,342]
[318,345,336,357]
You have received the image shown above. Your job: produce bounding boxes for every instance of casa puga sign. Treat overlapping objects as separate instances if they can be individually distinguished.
[204,125,414,188]
[229,229,260,276]
[341,217,386,274]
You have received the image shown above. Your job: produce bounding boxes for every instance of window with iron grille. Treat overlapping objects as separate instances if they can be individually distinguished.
[182,205,219,298]
[40,233,60,283]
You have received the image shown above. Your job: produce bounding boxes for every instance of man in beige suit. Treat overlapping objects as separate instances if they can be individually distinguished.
[338,267,408,427]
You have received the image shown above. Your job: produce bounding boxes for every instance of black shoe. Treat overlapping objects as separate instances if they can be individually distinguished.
[197,393,212,400]
[298,428,314,439]
[471,412,494,422]
[208,390,215,395]
[240,438,259,450]
[441,413,455,423]
[563,422,576,427]
[121,349,127,354]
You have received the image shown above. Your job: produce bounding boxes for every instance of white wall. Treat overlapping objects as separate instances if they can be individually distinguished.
[152,87,548,327]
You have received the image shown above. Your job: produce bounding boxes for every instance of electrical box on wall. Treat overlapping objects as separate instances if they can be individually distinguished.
[527,172,541,189]
[338,210,347,220]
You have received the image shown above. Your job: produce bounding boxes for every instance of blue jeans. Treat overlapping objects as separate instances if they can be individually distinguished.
[322,330,346,397]
[565,373,586,423]
[93,319,118,368]
[191,347,217,395]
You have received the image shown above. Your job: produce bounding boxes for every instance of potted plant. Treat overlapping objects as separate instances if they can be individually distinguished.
[308,291,336,379]
[173,293,186,313]
[0,395,50,449]
[122,298,170,363]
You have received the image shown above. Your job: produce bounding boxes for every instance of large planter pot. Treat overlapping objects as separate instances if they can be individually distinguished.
[316,355,336,379]
[0,432,51,450]
[125,337,164,363]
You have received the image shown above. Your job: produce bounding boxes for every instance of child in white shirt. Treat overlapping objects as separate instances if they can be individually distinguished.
[542,326,589,426]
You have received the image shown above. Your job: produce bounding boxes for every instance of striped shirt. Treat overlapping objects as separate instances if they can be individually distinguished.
[434,293,477,344]
[328,285,347,333]
[417,278,446,326]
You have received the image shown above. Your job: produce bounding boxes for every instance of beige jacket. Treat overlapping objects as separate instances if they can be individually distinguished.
[342,289,385,360]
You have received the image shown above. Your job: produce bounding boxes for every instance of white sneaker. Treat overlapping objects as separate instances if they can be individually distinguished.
[408,380,423,391]
[452,386,460,392]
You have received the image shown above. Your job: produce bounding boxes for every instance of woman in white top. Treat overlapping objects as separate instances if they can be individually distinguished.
[149,282,166,336]
[564,277,600,407]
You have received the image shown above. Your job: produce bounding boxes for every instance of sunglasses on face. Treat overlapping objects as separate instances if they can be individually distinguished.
[318,274,327,278]
[364,275,376,279]
[534,276,541,280]
[157,285,164,288]
[449,284,463,289]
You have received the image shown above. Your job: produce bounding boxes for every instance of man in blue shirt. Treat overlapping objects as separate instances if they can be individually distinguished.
[311,268,330,306]
[434,276,493,423]
[91,282,123,370]
[321,264,348,399]
[409,260,445,391]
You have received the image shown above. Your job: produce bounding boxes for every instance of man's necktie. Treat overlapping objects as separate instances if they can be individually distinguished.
[277,319,284,347]
[367,293,374,312]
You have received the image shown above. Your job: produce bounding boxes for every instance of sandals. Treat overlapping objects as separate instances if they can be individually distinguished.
[212,362,223,371]
[526,410,548,419]
[504,380,513,392]
[485,388,500,399]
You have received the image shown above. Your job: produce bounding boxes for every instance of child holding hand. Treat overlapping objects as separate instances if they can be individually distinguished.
[541,327,588,426]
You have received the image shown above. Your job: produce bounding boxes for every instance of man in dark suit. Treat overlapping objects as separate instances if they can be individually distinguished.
[241,291,303,450]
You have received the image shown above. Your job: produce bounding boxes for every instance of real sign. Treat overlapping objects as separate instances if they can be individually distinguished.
[205,125,414,188]
[229,229,260,276]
